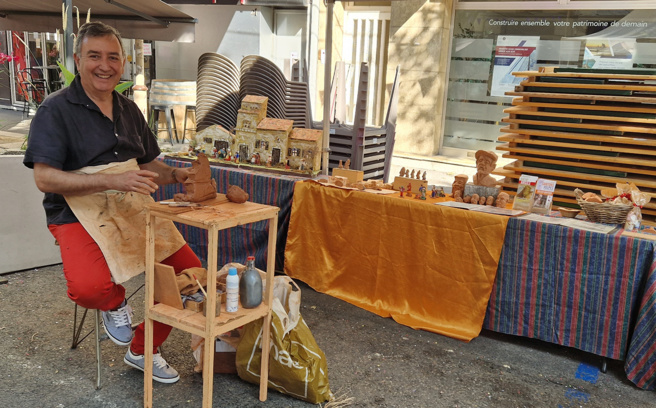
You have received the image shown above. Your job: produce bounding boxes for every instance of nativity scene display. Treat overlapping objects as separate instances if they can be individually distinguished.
[188,95,323,174]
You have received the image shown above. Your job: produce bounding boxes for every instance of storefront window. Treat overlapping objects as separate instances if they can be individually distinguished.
[443,9,655,154]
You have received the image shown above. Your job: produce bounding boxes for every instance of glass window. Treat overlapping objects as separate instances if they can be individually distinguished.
[443,9,653,154]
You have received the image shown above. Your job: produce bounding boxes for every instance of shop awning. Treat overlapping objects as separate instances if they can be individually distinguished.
[0,0,196,42]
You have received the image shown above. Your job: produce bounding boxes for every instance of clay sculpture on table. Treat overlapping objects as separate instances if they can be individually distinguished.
[496,192,510,208]
[452,174,468,200]
[174,153,217,202]
[226,185,250,203]
[473,150,499,187]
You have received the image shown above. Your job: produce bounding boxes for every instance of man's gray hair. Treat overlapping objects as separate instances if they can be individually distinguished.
[74,21,125,58]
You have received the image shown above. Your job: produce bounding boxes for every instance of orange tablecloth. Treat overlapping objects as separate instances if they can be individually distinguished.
[284,181,509,341]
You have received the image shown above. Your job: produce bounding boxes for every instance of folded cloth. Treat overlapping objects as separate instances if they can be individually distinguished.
[177,267,208,295]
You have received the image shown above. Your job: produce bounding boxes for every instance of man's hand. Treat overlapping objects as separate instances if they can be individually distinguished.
[33,163,159,196]
[140,160,190,185]
[112,170,159,194]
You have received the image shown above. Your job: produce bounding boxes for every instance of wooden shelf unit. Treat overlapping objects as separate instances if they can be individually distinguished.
[144,196,279,408]
[493,67,656,219]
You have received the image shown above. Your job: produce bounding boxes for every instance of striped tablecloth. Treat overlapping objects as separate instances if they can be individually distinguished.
[483,217,656,390]
[154,157,303,271]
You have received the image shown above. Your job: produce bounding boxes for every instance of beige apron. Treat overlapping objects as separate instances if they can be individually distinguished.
[64,159,186,284]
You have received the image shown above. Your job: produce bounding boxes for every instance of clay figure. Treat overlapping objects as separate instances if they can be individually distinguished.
[405,169,410,177]
[463,195,472,203]
[486,195,494,206]
[266,155,271,167]
[406,183,412,194]
[399,186,405,197]
[431,186,437,198]
[344,159,351,170]
[399,167,406,177]
[471,193,480,205]
[496,192,510,208]
[419,186,426,200]
[212,147,218,158]
[218,148,226,159]
[473,150,499,187]
[410,169,415,179]
[478,195,487,205]
[339,160,344,169]
[226,184,249,203]
[173,153,218,203]
[452,174,468,200]
[454,190,463,202]
[422,171,427,181]
[299,158,307,171]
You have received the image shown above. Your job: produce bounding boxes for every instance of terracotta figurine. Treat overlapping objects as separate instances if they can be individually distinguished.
[486,195,494,206]
[471,193,479,205]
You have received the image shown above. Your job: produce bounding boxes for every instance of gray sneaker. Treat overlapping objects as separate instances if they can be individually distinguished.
[124,348,180,384]
[101,299,133,346]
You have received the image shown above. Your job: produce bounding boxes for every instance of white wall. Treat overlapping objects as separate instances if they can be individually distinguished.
[155,5,274,80]
[0,156,61,273]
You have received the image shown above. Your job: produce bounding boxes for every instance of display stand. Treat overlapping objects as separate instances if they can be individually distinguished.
[144,195,279,407]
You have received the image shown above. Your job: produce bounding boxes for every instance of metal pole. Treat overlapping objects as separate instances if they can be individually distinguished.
[320,0,334,176]
[63,0,75,74]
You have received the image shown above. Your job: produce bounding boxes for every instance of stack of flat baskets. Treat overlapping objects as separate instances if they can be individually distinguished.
[574,188,633,224]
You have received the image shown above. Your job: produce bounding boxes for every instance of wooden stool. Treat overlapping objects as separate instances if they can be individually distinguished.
[149,104,178,144]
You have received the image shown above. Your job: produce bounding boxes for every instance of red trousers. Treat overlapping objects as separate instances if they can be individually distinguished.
[49,222,201,354]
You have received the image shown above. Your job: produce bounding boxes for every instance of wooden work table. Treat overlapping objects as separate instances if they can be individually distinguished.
[144,195,279,407]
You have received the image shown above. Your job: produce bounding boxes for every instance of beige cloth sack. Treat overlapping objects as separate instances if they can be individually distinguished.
[64,159,186,284]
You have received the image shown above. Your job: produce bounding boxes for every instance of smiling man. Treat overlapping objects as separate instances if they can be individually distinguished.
[23,22,202,384]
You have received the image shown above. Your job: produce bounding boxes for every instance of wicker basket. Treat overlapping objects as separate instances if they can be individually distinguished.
[574,189,633,224]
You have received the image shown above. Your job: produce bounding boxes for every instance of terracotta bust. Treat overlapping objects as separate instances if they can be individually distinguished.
[473,150,499,187]
[496,192,510,208]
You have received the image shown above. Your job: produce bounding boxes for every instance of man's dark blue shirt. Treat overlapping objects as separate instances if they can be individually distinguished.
[23,75,160,225]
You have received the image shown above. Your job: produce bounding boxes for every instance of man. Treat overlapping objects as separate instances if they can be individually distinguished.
[23,22,201,384]
[473,150,499,187]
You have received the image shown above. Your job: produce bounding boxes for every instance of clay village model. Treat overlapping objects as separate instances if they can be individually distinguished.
[186,95,322,174]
